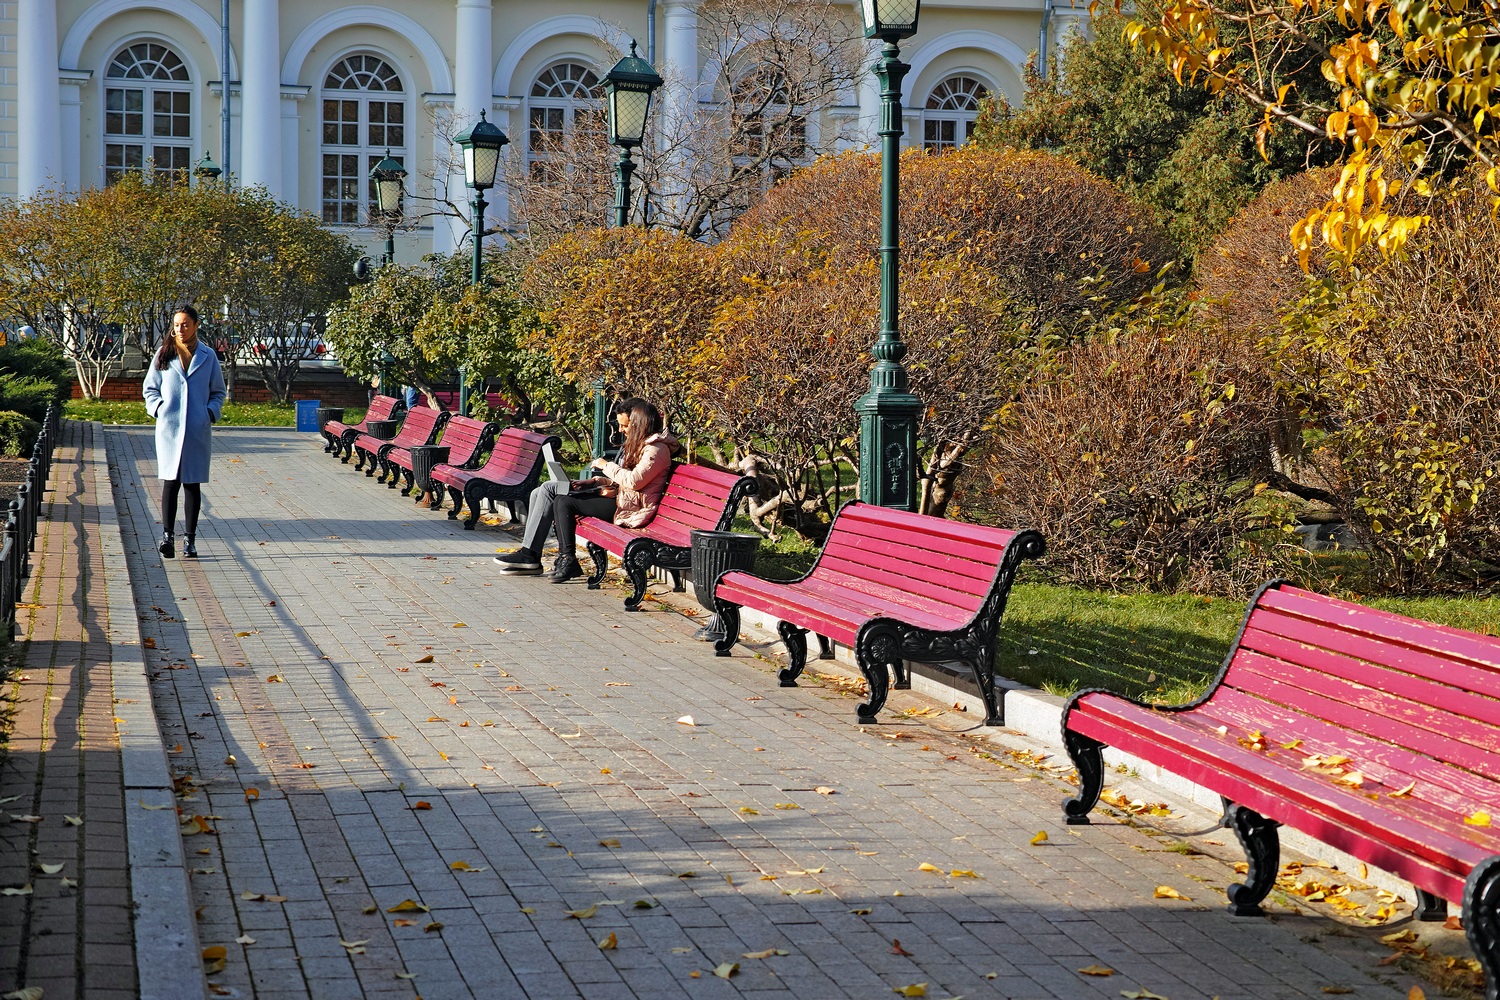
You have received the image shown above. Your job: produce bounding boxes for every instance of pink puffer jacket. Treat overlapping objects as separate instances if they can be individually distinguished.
[598,432,677,528]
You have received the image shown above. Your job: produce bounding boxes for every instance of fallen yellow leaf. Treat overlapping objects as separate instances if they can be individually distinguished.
[449,861,487,872]
[386,899,430,913]
[1121,991,1171,1000]
[565,904,599,919]
[415,654,435,663]
[677,715,696,726]
[598,932,618,950]
[245,788,260,801]
[63,815,82,826]
[1031,831,1049,846]
[38,863,63,875]
[950,870,979,878]
[424,921,444,932]
[893,985,927,997]
[774,803,800,810]
[599,839,621,848]
[1467,811,1492,827]
[1154,885,1191,901]
[714,962,739,979]
[917,862,941,873]
[739,807,759,815]
[1078,965,1116,976]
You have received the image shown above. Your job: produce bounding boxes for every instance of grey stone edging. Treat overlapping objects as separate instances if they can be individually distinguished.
[637,559,1439,912]
[90,420,207,999]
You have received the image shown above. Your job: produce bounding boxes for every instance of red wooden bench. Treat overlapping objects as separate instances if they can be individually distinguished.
[383,414,498,498]
[430,427,560,528]
[578,463,759,612]
[1060,580,1500,991]
[352,406,447,481]
[322,395,402,463]
[711,501,1045,725]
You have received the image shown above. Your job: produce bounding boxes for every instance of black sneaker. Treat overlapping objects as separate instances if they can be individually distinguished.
[547,557,583,583]
[493,549,542,573]
[159,533,175,559]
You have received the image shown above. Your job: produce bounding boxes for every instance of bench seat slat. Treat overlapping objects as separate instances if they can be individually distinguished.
[1068,698,1473,904]
[1070,695,1492,881]
[1204,687,1500,816]
[1230,648,1500,774]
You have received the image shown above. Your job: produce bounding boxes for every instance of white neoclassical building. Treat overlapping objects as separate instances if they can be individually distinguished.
[1,0,1084,258]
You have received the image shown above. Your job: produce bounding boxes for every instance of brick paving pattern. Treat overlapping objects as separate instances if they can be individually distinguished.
[0,421,137,1000]
[3,422,1439,999]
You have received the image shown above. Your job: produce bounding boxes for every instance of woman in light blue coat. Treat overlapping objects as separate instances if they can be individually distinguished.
[142,305,225,558]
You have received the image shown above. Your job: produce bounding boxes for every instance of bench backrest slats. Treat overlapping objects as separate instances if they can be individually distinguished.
[807,566,989,624]
[645,464,750,532]
[1214,584,1500,784]
[816,546,991,616]
[802,504,1016,613]
[389,407,443,447]
[361,395,401,429]
[436,415,496,467]
[481,427,551,477]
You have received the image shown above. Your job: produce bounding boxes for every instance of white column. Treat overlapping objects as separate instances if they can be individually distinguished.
[58,71,91,193]
[451,0,494,254]
[280,87,310,208]
[857,41,882,148]
[659,0,700,216]
[240,0,283,196]
[18,0,63,198]
[425,95,457,255]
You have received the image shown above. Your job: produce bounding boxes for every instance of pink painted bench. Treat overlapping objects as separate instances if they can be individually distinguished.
[384,414,497,498]
[430,427,559,528]
[578,463,758,612]
[1061,581,1500,993]
[352,406,447,481]
[711,501,1044,725]
[322,394,402,462]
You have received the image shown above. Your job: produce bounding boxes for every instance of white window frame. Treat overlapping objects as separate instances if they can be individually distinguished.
[100,38,197,185]
[922,74,990,153]
[318,51,410,226]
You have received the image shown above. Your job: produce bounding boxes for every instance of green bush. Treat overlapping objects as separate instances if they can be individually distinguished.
[0,340,71,400]
[0,374,59,423]
[0,410,41,458]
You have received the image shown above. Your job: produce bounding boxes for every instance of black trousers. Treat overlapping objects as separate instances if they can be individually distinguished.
[161,479,202,536]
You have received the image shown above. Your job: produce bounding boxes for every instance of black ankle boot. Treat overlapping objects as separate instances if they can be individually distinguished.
[183,535,198,558]
[159,532,175,559]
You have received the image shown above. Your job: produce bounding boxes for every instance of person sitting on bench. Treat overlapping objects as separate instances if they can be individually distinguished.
[493,398,678,582]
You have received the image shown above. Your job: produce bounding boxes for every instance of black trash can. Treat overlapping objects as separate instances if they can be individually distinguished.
[316,407,344,452]
[690,529,759,642]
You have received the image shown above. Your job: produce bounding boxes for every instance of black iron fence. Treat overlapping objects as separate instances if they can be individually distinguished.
[0,404,62,637]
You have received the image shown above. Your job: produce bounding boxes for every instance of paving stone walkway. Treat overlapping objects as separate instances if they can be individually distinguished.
[2,422,1443,999]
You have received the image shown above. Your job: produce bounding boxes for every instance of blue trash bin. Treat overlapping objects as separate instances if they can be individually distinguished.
[295,399,322,432]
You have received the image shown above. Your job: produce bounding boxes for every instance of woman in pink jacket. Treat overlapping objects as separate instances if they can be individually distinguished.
[495,398,678,582]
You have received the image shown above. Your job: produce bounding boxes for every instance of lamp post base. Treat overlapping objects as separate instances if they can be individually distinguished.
[855,384,920,512]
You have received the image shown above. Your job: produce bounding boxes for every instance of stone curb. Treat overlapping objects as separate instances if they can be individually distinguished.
[90,421,207,999]
[633,559,1436,912]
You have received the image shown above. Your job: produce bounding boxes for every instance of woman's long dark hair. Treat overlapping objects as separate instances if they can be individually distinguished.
[615,397,664,468]
[155,304,200,370]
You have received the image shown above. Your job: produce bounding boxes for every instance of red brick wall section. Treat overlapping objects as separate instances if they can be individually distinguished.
[73,375,372,407]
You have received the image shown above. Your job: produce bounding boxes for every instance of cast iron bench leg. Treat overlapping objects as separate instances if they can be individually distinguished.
[853,623,896,723]
[1223,801,1280,916]
[1062,730,1105,824]
[585,542,610,590]
[777,622,808,687]
[1463,856,1500,1000]
[622,542,655,610]
[816,633,834,659]
[712,601,741,657]
[1415,889,1447,921]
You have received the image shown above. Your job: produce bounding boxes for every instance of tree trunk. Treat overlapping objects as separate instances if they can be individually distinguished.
[919,439,971,519]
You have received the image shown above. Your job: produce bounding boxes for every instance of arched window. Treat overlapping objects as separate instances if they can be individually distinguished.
[923,75,987,152]
[528,62,602,176]
[104,42,192,183]
[320,54,406,224]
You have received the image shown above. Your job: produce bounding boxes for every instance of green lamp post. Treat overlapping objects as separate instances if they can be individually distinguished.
[603,42,663,228]
[853,0,922,511]
[193,150,222,185]
[452,111,509,416]
[370,150,406,266]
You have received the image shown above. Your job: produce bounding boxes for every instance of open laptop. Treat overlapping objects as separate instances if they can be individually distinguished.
[543,443,599,495]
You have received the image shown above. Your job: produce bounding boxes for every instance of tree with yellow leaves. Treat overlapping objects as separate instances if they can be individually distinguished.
[1118,0,1500,265]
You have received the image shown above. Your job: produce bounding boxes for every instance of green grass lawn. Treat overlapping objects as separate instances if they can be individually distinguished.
[65,400,334,426]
